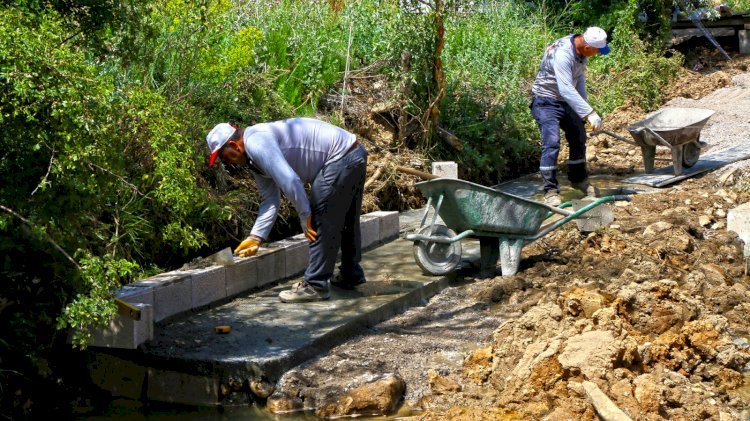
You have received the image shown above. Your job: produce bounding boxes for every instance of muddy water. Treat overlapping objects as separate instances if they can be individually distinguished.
[494,173,657,202]
[82,398,426,420]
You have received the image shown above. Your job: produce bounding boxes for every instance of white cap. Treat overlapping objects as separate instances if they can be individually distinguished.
[206,123,236,166]
[583,26,610,55]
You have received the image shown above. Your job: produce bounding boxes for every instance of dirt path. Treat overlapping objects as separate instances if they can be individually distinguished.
[267,59,750,420]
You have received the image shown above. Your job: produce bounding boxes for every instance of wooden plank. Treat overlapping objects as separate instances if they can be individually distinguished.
[672,15,750,29]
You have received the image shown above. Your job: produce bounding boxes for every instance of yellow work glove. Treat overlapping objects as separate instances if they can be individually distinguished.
[234,236,261,257]
[301,215,317,243]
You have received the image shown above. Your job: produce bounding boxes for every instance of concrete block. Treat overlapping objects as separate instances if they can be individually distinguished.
[369,210,400,241]
[147,368,220,405]
[273,238,309,278]
[115,284,154,307]
[178,266,226,309]
[432,161,458,179]
[88,353,147,399]
[89,303,154,349]
[740,30,750,55]
[255,246,286,288]
[153,273,192,322]
[728,203,750,256]
[360,214,380,249]
[225,257,258,298]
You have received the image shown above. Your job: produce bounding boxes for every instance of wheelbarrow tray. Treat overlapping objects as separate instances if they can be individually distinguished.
[415,178,551,237]
[408,179,630,277]
[627,107,714,147]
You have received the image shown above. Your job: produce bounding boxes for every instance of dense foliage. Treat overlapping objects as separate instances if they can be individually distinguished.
[1,0,740,416]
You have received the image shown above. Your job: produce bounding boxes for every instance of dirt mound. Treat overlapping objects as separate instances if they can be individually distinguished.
[415,174,750,419]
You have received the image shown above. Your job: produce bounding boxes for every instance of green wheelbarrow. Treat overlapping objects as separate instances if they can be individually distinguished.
[405,178,631,277]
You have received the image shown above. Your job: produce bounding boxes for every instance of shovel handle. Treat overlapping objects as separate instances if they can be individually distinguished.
[590,130,640,147]
[395,165,438,180]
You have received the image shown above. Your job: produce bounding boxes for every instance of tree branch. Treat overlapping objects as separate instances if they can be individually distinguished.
[31,144,55,196]
[0,204,81,270]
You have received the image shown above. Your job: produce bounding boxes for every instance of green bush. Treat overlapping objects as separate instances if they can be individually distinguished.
[440,3,551,183]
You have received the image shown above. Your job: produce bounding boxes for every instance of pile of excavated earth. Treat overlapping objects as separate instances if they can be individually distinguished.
[262,54,750,419]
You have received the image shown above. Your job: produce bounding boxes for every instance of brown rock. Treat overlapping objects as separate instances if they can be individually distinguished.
[683,319,726,358]
[701,263,726,285]
[427,369,462,394]
[649,302,689,334]
[267,393,304,414]
[633,373,662,413]
[250,379,274,399]
[464,346,493,384]
[643,222,673,238]
[558,330,620,380]
[559,288,609,318]
[609,378,639,417]
[316,374,405,417]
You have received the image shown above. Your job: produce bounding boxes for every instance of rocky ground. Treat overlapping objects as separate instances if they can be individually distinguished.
[265,53,750,419]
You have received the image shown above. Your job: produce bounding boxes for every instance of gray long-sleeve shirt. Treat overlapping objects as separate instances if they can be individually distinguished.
[242,118,357,240]
[531,34,593,119]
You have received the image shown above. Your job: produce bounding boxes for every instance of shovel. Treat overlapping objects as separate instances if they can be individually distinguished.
[207,247,235,266]
[572,198,615,233]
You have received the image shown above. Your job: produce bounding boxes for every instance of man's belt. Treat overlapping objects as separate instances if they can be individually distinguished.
[345,140,361,155]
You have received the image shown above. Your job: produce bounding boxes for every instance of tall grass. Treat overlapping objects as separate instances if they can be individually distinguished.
[437,1,683,183]
[440,3,555,183]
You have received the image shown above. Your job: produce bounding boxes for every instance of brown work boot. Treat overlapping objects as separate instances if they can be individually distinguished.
[544,190,562,207]
[278,281,330,303]
[571,180,600,198]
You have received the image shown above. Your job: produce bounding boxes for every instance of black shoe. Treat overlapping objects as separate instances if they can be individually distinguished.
[330,273,366,290]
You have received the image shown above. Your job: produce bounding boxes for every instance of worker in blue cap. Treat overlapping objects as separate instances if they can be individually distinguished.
[531,26,610,206]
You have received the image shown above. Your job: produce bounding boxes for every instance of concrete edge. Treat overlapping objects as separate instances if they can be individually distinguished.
[89,211,401,349]
[88,273,454,405]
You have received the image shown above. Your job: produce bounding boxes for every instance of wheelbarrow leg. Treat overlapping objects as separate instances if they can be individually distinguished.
[499,238,524,277]
[670,145,684,176]
[479,237,499,279]
[641,145,656,173]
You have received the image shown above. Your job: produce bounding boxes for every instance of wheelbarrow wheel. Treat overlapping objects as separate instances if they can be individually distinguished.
[413,225,462,276]
[682,141,700,168]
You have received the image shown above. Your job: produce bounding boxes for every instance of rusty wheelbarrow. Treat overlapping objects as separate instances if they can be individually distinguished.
[405,178,631,277]
[594,107,714,176]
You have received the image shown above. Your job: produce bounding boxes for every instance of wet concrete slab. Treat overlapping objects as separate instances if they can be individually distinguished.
[622,143,750,187]
[495,173,655,200]
[91,236,480,404]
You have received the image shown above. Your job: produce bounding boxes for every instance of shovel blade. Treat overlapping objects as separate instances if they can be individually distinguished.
[572,199,614,233]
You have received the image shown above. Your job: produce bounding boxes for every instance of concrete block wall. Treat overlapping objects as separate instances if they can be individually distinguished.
[432,161,458,179]
[728,202,750,257]
[360,214,380,250]
[88,303,153,349]
[90,211,400,349]
[225,257,258,298]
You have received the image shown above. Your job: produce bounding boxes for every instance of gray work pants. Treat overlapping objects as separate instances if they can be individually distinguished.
[304,144,368,289]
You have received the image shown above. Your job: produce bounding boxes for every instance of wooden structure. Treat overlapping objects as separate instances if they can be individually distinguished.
[671,13,750,54]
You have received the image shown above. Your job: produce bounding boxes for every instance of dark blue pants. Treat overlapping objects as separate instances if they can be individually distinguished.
[530,96,588,193]
[304,144,368,290]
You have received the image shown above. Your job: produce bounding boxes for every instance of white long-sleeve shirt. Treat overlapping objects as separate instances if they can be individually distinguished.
[243,118,357,240]
[531,35,593,119]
